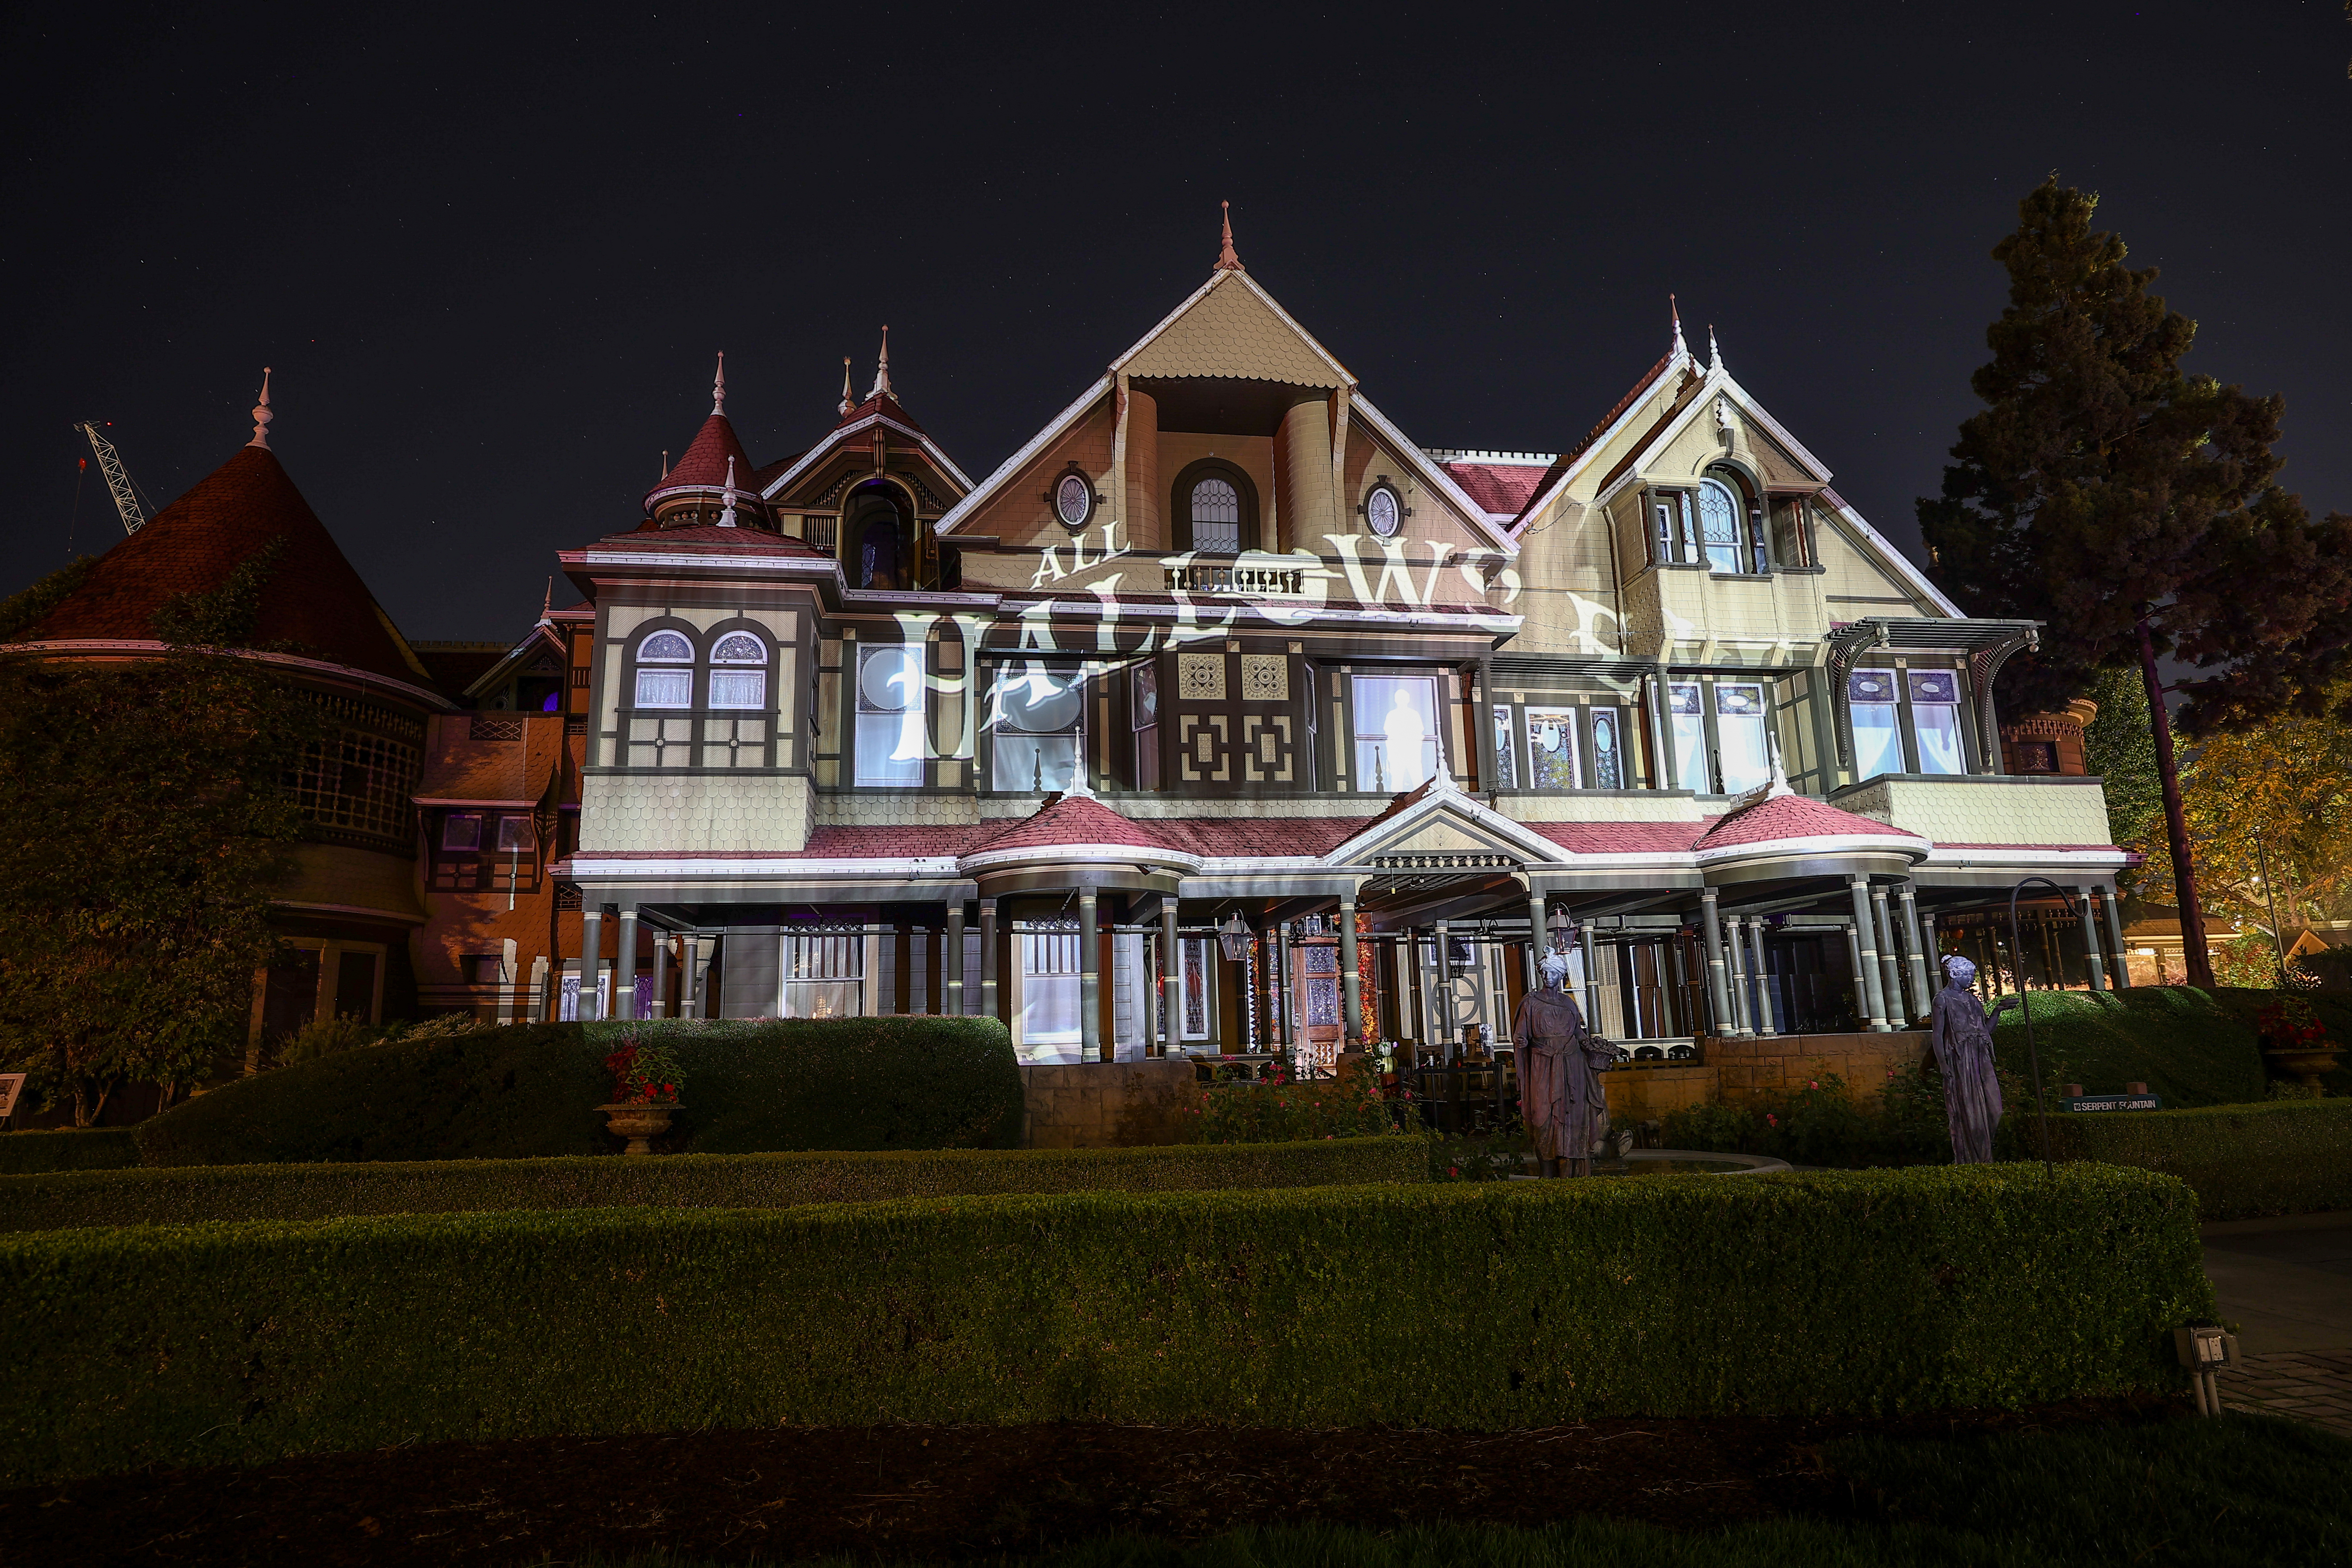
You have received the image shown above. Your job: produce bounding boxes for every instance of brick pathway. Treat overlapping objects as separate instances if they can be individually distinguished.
[2217,1348,2352,1436]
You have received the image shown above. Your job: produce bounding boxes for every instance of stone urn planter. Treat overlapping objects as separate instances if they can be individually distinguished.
[599,1101,678,1156]
[2264,1045,2341,1093]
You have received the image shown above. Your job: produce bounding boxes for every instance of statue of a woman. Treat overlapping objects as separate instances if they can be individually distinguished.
[1929,953,2004,1163]
[1511,950,1613,1176]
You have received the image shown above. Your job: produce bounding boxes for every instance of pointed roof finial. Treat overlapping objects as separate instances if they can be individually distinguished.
[1707,326,1723,375]
[247,367,274,449]
[539,578,553,623]
[1214,200,1242,271]
[661,450,669,480]
[838,355,854,416]
[1669,296,1686,360]
[711,351,727,416]
[867,325,892,401]
[718,454,740,528]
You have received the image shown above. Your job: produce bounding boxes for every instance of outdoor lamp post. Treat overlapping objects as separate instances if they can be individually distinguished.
[2006,874,2077,1175]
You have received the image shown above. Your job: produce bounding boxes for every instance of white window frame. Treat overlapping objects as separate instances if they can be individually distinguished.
[1350,673,1442,794]
[708,632,769,711]
[988,662,1084,793]
[633,629,695,710]
[855,645,927,787]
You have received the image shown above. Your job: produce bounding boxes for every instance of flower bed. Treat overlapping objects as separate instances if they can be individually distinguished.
[0,1138,1426,1232]
[0,1165,2210,1484]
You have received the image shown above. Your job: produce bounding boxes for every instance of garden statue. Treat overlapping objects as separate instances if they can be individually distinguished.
[1511,950,1613,1177]
[1929,954,2003,1163]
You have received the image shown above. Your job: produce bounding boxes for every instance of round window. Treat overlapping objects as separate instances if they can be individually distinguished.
[1054,473,1093,530]
[1366,483,1401,538]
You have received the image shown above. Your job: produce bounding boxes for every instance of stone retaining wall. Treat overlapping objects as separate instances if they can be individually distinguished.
[1020,1060,1197,1149]
[1705,1030,1930,1108]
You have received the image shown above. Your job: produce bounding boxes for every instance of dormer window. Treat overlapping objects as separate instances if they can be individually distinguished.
[709,632,768,710]
[1190,477,1240,553]
[1697,479,1744,574]
[633,631,693,708]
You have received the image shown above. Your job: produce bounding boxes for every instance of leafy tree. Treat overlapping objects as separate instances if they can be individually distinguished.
[1920,179,2352,987]
[0,556,91,642]
[2175,684,2352,939]
[0,553,322,1123]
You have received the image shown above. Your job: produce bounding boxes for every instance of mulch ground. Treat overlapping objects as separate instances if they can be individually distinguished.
[0,1398,2178,1568]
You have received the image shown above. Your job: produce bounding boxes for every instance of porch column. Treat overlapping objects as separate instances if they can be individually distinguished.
[1746,918,1778,1037]
[1161,902,1181,1053]
[2100,884,2132,988]
[1144,930,1162,1058]
[1526,889,1548,969]
[1899,882,1934,1012]
[1578,918,1600,1025]
[1276,918,1295,1056]
[1848,878,1891,1031]
[1339,893,1362,1051]
[1723,913,1753,1037]
[946,902,966,1016]
[979,897,1000,1021]
[2077,886,2109,992]
[650,932,669,1019]
[1842,919,1869,1024]
[1079,887,1102,1062]
[681,935,704,1019]
[578,906,604,1021]
[1698,889,1734,1041]
[614,906,639,1023]
[1871,886,1908,1024]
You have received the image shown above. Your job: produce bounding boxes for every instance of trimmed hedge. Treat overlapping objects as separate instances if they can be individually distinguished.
[1991,987,2267,1106]
[132,1018,1024,1167]
[0,1129,140,1176]
[0,1138,1427,1232]
[2044,1098,2352,1219]
[0,1165,2209,1483]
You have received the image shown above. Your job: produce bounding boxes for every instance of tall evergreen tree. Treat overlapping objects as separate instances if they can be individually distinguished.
[1920,179,2352,987]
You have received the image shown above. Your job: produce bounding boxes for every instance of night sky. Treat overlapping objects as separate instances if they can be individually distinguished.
[4,3,2346,641]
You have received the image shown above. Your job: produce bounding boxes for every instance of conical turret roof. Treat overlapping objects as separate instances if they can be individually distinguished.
[17,443,432,691]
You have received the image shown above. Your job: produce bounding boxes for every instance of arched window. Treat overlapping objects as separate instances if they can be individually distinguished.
[709,632,768,710]
[1189,478,1240,554]
[847,484,911,589]
[1697,479,1743,574]
[633,630,693,708]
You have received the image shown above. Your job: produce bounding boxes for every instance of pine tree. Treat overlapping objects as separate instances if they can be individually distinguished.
[1920,179,2352,987]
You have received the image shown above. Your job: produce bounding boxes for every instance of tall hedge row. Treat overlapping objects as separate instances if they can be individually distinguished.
[2043,1098,2352,1219]
[1990,987,2267,1106]
[0,1129,140,1176]
[0,1166,2210,1484]
[130,1018,1024,1167]
[0,1138,1425,1232]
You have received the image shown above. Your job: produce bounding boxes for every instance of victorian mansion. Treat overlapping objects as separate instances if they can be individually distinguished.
[9,222,2133,1070]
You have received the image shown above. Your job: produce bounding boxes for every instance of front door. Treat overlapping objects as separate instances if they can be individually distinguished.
[1291,939,1343,1070]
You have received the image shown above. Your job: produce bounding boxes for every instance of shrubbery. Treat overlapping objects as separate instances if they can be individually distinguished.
[1661,1066,2028,1167]
[0,1128,140,1176]
[1986,987,2269,1106]
[2037,1098,2352,1219]
[1191,1056,1400,1144]
[133,1017,1024,1166]
[0,1164,2210,1484]
[0,1138,1426,1232]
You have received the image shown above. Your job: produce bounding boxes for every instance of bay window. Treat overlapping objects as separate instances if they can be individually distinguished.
[856,645,926,787]
[1352,673,1440,793]
[990,661,1083,792]
[633,630,693,708]
[709,632,768,710]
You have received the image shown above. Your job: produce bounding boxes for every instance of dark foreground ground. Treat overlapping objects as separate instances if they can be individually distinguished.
[0,1399,2209,1568]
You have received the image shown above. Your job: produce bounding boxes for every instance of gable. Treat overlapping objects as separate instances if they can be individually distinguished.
[1331,791,1564,867]
[1120,273,1346,387]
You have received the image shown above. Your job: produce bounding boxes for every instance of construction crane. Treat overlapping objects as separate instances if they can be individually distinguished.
[72,421,151,535]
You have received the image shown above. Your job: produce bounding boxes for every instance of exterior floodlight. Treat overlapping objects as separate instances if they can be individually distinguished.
[1218,911,1252,963]
[2174,1325,2239,1417]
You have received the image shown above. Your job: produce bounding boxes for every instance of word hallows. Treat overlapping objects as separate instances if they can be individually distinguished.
[9,210,2130,1080]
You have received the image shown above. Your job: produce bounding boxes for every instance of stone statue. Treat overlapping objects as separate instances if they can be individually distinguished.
[1929,953,2004,1163]
[1512,950,1613,1177]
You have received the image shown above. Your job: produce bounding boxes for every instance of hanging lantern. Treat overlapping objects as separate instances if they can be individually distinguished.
[1547,905,1574,954]
[1218,910,1252,963]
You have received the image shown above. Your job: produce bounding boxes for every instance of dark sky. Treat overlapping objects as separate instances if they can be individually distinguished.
[4,3,2346,641]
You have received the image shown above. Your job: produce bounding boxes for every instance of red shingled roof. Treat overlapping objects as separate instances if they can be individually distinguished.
[17,443,428,689]
[589,524,829,556]
[1694,793,1914,852]
[1438,462,1550,518]
[834,391,928,436]
[642,411,758,513]
[1528,819,1712,855]
[793,824,983,858]
[975,793,1172,853]
[1146,816,1372,858]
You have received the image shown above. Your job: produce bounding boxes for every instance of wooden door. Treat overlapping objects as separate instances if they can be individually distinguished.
[1292,940,1343,1069]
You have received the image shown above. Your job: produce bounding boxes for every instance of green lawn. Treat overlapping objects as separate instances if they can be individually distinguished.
[564,1413,2352,1568]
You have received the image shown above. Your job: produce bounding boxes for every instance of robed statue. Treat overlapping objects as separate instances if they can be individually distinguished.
[1929,953,2004,1163]
[1512,950,1614,1177]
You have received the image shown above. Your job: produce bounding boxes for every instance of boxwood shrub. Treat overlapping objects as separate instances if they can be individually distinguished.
[0,1164,2209,1484]
[0,1138,1426,1232]
[1990,987,2267,1106]
[2041,1098,2352,1219]
[0,1129,140,1176]
[131,1017,1024,1167]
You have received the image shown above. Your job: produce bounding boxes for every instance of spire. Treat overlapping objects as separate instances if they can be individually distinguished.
[1669,296,1686,361]
[710,351,727,416]
[718,454,740,528]
[1707,326,1723,376]
[1214,200,1242,271]
[660,450,669,480]
[538,578,553,625]
[247,367,274,449]
[866,325,892,401]
[838,355,854,416]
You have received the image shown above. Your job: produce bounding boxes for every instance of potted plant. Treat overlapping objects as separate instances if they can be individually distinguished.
[599,1034,684,1155]
[2256,995,2340,1092]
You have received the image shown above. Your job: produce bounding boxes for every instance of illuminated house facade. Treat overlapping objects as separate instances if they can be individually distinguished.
[527,225,2134,1064]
